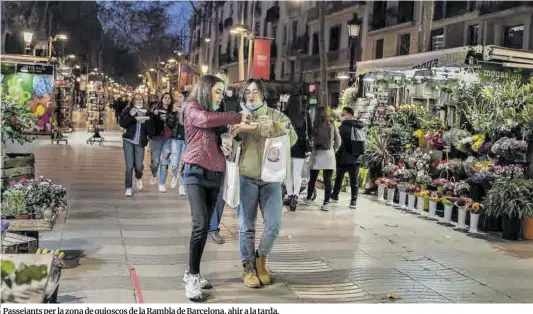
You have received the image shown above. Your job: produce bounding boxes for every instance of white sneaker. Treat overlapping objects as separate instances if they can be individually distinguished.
[185,275,203,301]
[304,199,313,206]
[321,203,329,211]
[136,179,143,190]
[150,177,157,185]
[183,267,212,289]
[125,188,133,197]
[158,184,167,193]
[179,185,186,196]
[170,177,179,189]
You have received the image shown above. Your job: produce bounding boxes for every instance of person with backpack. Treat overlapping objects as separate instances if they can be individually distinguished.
[330,107,366,209]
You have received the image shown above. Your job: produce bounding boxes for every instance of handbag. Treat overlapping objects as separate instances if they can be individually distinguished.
[261,134,290,183]
[223,145,241,208]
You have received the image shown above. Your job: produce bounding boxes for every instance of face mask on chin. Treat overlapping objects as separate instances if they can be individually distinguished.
[339,117,346,122]
[245,100,264,111]
[134,101,143,109]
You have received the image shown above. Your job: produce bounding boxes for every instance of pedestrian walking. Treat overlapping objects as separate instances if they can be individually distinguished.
[209,71,238,245]
[119,93,152,197]
[166,92,187,195]
[147,93,174,192]
[331,107,366,209]
[283,94,312,211]
[230,78,297,288]
[181,75,245,301]
[305,106,341,211]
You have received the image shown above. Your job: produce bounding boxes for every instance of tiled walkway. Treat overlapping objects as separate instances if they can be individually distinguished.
[30,110,533,303]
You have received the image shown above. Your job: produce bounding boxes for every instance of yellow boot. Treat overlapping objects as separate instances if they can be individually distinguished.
[242,261,261,288]
[255,255,271,285]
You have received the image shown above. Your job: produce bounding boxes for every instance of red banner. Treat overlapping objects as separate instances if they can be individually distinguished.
[253,39,271,80]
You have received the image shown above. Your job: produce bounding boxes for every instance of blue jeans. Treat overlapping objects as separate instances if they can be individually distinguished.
[210,189,225,232]
[238,175,283,262]
[123,139,144,189]
[150,138,171,185]
[170,139,186,178]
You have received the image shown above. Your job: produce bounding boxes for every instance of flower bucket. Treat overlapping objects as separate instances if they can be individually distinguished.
[443,205,453,224]
[523,218,533,240]
[398,192,407,209]
[386,188,395,205]
[428,201,437,218]
[377,185,385,201]
[469,213,480,233]
[407,194,416,211]
[502,215,521,241]
[416,197,425,213]
[457,207,467,229]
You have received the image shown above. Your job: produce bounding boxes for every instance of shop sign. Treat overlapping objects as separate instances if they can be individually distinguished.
[253,39,271,79]
[412,51,468,70]
[476,65,524,83]
[16,63,54,75]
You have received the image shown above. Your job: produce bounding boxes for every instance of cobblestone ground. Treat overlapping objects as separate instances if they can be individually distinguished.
[33,110,533,303]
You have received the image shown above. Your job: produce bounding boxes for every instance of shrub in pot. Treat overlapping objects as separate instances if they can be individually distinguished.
[483,178,533,241]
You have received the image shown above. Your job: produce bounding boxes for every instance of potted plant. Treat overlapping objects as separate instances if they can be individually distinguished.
[483,178,533,241]
[427,192,441,219]
[468,202,483,234]
[405,185,419,211]
[1,94,36,157]
[455,197,472,230]
[10,177,66,220]
[440,197,457,226]
[3,189,28,219]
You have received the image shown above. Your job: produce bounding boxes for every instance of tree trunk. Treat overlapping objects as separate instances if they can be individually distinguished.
[318,1,328,107]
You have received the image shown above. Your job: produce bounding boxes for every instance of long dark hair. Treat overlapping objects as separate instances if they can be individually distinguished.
[313,106,332,150]
[154,92,174,111]
[284,94,303,127]
[188,75,224,110]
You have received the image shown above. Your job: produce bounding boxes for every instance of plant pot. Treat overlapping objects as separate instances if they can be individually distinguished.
[469,213,480,233]
[377,185,385,202]
[443,205,453,224]
[457,208,467,229]
[428,201,437,218]
[407,194,416,211]
[480,214,502,232]
[398,191,407,209]
[416,197,425,213]
[502,215,521,241]
[386,188,395,205]
[523,218,533,240]
[15,215,30,220]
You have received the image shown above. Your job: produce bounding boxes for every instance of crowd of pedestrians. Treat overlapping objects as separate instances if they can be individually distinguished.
[116,72,367,301]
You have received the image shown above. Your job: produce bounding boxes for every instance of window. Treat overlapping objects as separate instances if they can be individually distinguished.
[328,25,341,51]
[312,33,319,55]
[468,24,479,46]
[504,25,524,49]
[255,21,261,36]
[397,33,410,56]
[283,25,287,44]
[375,39,384,59]
[433,1,445,20]
[445,1,467,18]
[430,28,444,51]
[290,61,295,80]
[292,21,298,41]
[281,61,285,78]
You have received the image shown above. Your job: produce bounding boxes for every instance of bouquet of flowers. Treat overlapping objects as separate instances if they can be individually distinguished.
[455,197,473,208]
[471,134,485,153]
[453,181,470,196]
[10,176,67,213]
[386,179,397,189]
[392,168,411,182]
[472,160,495,173]
[404,148,432,171]
[432,178,448,186]
[405,184,419,194]
[428,191,442,202]
[491,137,528,161]
[415,190,429,198]
[443,129,472,148]
[426,130,444,149]
[375,177,388,187]
[1,220,11,240]
[415,171,433,186]
[466,172,496,185]
[383,164,400,178]
[441,197,456,206]
[478,142,493,155]
[489,164,524,179]
[468,202,483,214]
[442,181,455,195]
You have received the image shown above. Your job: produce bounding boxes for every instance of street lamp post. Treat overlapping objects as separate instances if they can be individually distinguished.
[230,24,250,81]
[347,13,362,87]
[23,32,33,55]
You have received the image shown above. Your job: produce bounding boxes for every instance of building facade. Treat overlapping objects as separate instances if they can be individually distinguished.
[188,1,533,105]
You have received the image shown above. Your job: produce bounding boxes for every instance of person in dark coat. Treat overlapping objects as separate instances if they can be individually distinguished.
[284,94,312,211]
[331,107,366,209]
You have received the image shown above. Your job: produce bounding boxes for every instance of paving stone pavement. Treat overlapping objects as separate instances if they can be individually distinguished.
[28,111,533,303]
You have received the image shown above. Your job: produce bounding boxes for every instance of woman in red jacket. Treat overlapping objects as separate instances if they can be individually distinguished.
[181,75,246,301]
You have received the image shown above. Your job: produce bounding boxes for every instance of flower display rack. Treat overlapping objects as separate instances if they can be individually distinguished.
[6,213,58,232]
[1,232,38,254]
[0,153,35,192]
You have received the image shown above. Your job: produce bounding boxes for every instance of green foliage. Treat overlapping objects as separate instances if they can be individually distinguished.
[1,260,48,291]
[1,94,36,146]
[483,178,533,220]
[340,87,358,108]
[364,127,393,170]
[2,189,25,215]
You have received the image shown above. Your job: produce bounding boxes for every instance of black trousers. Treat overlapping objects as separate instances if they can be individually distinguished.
[308,169,333,204]
[187,184,220,275]
[332,164,361,202]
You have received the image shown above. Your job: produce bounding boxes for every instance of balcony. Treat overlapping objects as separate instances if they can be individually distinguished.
[308,1,365,21]
[371,5,414,31]
[302,49,349,70]
[479,1,531,15]
[266,5,280,23]
[290,34,309,56]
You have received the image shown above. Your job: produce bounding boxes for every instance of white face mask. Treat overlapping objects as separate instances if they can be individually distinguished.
[339,117,346,122]
[134,101,143,109]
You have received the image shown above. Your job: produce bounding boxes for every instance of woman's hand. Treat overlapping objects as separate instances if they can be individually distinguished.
[241,113,251,124]
[130,108,138,116]
[221,144,232,156]
[228,124,241,137]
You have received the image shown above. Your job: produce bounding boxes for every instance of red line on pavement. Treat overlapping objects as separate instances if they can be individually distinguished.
[128,263,144,303]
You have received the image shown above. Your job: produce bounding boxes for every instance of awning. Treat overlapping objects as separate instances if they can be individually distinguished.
[356,46,477,75]
[483,45,533,67]
[1,54,51,64]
